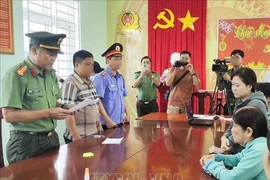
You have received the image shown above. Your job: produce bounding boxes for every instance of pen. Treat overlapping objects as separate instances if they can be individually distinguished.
[90,135,105,138]
[84,168,89,180]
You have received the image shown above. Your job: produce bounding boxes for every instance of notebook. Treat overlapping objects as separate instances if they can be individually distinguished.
[186,102,214,126]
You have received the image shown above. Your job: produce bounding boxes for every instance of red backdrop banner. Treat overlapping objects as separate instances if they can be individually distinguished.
[217,17,270,68]
[148,0,207,111]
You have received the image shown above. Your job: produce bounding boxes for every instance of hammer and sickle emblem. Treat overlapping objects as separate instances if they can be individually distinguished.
[153,8,175,29]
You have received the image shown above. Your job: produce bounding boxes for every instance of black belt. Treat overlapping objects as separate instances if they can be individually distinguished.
[138,99,156,104]
[12,130,55,137]
[102,123,123,127]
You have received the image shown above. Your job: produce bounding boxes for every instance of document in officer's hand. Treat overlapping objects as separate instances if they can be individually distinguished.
[68,98,99,113]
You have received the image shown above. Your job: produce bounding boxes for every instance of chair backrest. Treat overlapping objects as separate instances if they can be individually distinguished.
[191,91,213,114]
[0,108,4,168]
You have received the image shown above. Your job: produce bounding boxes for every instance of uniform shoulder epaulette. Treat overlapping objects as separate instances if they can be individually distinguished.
[101,71,107,76]
[16,65,28,77]
[134,71,141,74]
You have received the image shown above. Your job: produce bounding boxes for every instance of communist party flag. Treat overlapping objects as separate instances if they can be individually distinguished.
[148,0,207,112]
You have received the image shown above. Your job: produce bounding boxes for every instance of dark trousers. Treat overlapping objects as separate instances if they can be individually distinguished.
[6,131,59,164]
[136,99,159,117]
[102,123,123,130]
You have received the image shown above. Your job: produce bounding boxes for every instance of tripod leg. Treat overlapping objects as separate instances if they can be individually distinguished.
[209,83,219,115]
[222,82,233,115]
[216,102,224,115]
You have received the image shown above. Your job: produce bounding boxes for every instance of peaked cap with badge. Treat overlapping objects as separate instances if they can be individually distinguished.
[101,43,123,58]
[25,31,66,54]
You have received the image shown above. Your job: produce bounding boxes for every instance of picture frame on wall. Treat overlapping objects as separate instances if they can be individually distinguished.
[0,0,14,54]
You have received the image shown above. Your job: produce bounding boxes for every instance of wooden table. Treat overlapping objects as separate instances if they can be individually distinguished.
[105,131,216,180]
[136,112,230,133]
[136,112,231,122]
[0,113,228,180]
[136,112,188,121]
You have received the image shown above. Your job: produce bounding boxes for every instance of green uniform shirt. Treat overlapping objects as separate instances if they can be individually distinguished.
[1,58,61,132]
[134,71,160,101]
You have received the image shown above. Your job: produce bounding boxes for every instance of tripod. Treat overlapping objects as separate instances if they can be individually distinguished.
[208,72,232,115]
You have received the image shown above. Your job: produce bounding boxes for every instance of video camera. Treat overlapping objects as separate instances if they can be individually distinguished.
[212,59,230,73]
[173,60,188,67]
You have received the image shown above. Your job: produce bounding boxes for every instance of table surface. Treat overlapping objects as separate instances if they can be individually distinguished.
[104,123,217,180]
[136,112,231,122]
[0,113,228,180]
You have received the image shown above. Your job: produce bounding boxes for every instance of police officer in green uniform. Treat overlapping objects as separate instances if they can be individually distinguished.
[222,49,244,115]
[133,56,161,117]
[1,31,71,164]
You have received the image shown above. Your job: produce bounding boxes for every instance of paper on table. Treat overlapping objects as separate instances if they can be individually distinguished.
[68,98,99,112]
[102,137,124,144]
[194,114,232,121]
[195,115,215,120]
[193,114,207,118]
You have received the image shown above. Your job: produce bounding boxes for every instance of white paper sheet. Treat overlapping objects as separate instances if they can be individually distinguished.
[195,116,215,120]
[68,98,99,113]
[193,114,232,121]
[193,114,207,118]
[102,138,124,144]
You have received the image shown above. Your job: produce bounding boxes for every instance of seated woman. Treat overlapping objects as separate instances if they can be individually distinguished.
[200,106,268,180]
[256,82,270,120]
[220,67,269,153]
[263,131,270,179]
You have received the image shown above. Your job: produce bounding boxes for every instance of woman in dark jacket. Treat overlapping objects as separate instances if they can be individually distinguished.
[220,67,269,153]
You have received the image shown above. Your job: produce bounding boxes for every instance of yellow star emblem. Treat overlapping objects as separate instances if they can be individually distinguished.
[178,10,199,32]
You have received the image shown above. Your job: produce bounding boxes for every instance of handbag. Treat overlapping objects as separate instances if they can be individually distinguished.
[164,70,189,100]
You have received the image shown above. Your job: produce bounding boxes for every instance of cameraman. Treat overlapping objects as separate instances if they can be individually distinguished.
[160,52,181,85]
[220,49,244,115]
[166,51,200,114]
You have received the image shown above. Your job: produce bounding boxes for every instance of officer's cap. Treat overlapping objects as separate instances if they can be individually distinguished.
[101,43,123,58]
[25,31,66,54]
